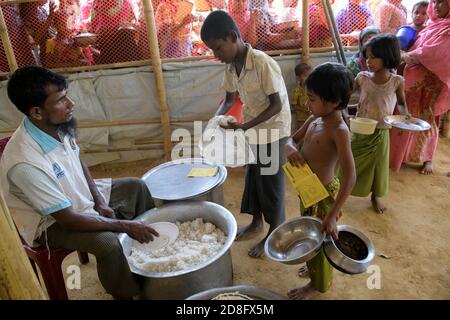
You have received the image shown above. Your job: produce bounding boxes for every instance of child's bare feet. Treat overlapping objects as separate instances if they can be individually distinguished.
[287,282,319,300]
[371,193,386,214]
[297,265,309,278]
[235,214,263,241]
[248,238,266,258]
[420,161,433,175]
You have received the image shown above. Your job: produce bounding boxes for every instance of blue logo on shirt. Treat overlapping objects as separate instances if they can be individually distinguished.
[52,163,65,178]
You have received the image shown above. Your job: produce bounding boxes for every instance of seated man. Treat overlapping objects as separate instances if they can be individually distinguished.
[0,66,158,300]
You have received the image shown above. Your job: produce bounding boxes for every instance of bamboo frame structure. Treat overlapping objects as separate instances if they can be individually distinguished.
[321,0,341,63]
[0,6,17,72]
[142,0,172,160]
[323,0,346,65]
[0,0,359,161]
[301,0,310,64]
[0,192,47,300]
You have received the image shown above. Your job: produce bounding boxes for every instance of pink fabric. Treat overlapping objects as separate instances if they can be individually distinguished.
[389,1,449,171]
[407,0,450,115]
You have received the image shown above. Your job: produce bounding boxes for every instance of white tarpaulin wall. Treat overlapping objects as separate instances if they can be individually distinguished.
[0,52,351,166]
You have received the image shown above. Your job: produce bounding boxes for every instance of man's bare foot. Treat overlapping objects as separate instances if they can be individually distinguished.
[287,282,319,300]
[297,265,309,278]
[248,238,266,258]
[371,194,386,214]
[420,161,433,175]
[235,216,263,241]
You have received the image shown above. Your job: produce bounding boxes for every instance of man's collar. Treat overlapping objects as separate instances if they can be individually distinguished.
[24,117,62,154]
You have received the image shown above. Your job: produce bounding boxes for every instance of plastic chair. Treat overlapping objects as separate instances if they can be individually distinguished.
[0,135,89,300]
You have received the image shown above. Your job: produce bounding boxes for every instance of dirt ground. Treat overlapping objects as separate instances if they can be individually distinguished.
[59,137,450,300]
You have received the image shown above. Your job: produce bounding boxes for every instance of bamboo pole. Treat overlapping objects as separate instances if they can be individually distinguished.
[321,0,341,63]
[0,7,17,72]
[324,0,346,65]
[0,116,212,133]
[0,191,47,300]
[301,0,310,64]
[18,46,360,75]
[142,0,172,160]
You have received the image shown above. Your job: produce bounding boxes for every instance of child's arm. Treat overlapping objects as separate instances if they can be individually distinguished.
[216,91,238,116]
[228,92,282,130]
[395,80,410,116]
[322,127,356,239]
[285,115,316,167]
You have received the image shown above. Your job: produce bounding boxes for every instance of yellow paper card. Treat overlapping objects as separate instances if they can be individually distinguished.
[188,167,218,177]
[283,162,329,208]
[294,174,329,208]
[283,162,313,183]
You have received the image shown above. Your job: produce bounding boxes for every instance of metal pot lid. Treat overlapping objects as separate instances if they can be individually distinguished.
[142,158,227,201]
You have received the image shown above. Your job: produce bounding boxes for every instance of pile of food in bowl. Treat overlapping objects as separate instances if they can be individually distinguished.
[333,231,369,261]
[128,218,226,273]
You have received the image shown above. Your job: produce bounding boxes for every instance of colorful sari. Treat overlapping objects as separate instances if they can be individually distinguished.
[390,1,450,172]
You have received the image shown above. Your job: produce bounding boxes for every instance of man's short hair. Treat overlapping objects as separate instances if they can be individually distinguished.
[7,66,67,116]
[412,1,429,13]
[362,33,401,69]
[294,63,312,77]
[200,10,241,42]
[305,62,354,110]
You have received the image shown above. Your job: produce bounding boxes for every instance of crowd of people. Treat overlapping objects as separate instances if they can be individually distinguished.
[0,0,436,70]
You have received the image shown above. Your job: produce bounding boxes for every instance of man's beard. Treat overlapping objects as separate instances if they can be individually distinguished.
[57,117,77,137]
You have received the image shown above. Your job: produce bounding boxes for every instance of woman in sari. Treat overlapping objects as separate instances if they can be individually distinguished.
[390,0,450,174]
[347,26,381,77]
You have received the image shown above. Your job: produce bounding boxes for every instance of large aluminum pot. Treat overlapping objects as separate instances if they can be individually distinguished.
[142,158,227,207]
[118,201,237,300]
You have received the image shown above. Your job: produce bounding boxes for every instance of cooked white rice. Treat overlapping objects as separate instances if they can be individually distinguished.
[128,218,226,273]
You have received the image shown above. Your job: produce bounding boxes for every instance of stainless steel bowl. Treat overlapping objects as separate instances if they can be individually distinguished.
[323,225,375,274]
[186,285,288,300]
[264,216,325,265]
[119,201,237,299]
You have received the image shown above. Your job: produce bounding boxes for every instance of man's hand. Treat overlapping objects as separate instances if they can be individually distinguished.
[95,203,116,219]
[321,214,338,240]
[124,221,159,244]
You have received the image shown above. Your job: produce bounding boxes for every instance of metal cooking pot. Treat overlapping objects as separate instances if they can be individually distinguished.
[142,158,227,207]
[323,225,375,275]
[265,219,375,275]
[119,201,237,300]
[186,285,288,300]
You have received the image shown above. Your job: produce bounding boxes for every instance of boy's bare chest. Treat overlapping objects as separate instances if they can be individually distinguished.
[302,124,335,159]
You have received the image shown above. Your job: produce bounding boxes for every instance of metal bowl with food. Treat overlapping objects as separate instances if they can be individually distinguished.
[264,216,325,265]
[323,225,375,275]
[186,285,288,300]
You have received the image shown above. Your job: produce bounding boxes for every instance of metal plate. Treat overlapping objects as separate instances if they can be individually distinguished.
[142,158,226,201]
[384,115,431,131]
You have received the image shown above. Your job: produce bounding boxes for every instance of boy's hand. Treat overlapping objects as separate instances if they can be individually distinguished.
[220,120,244,130]
[285,142,305,167]
[321,214,338,240]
